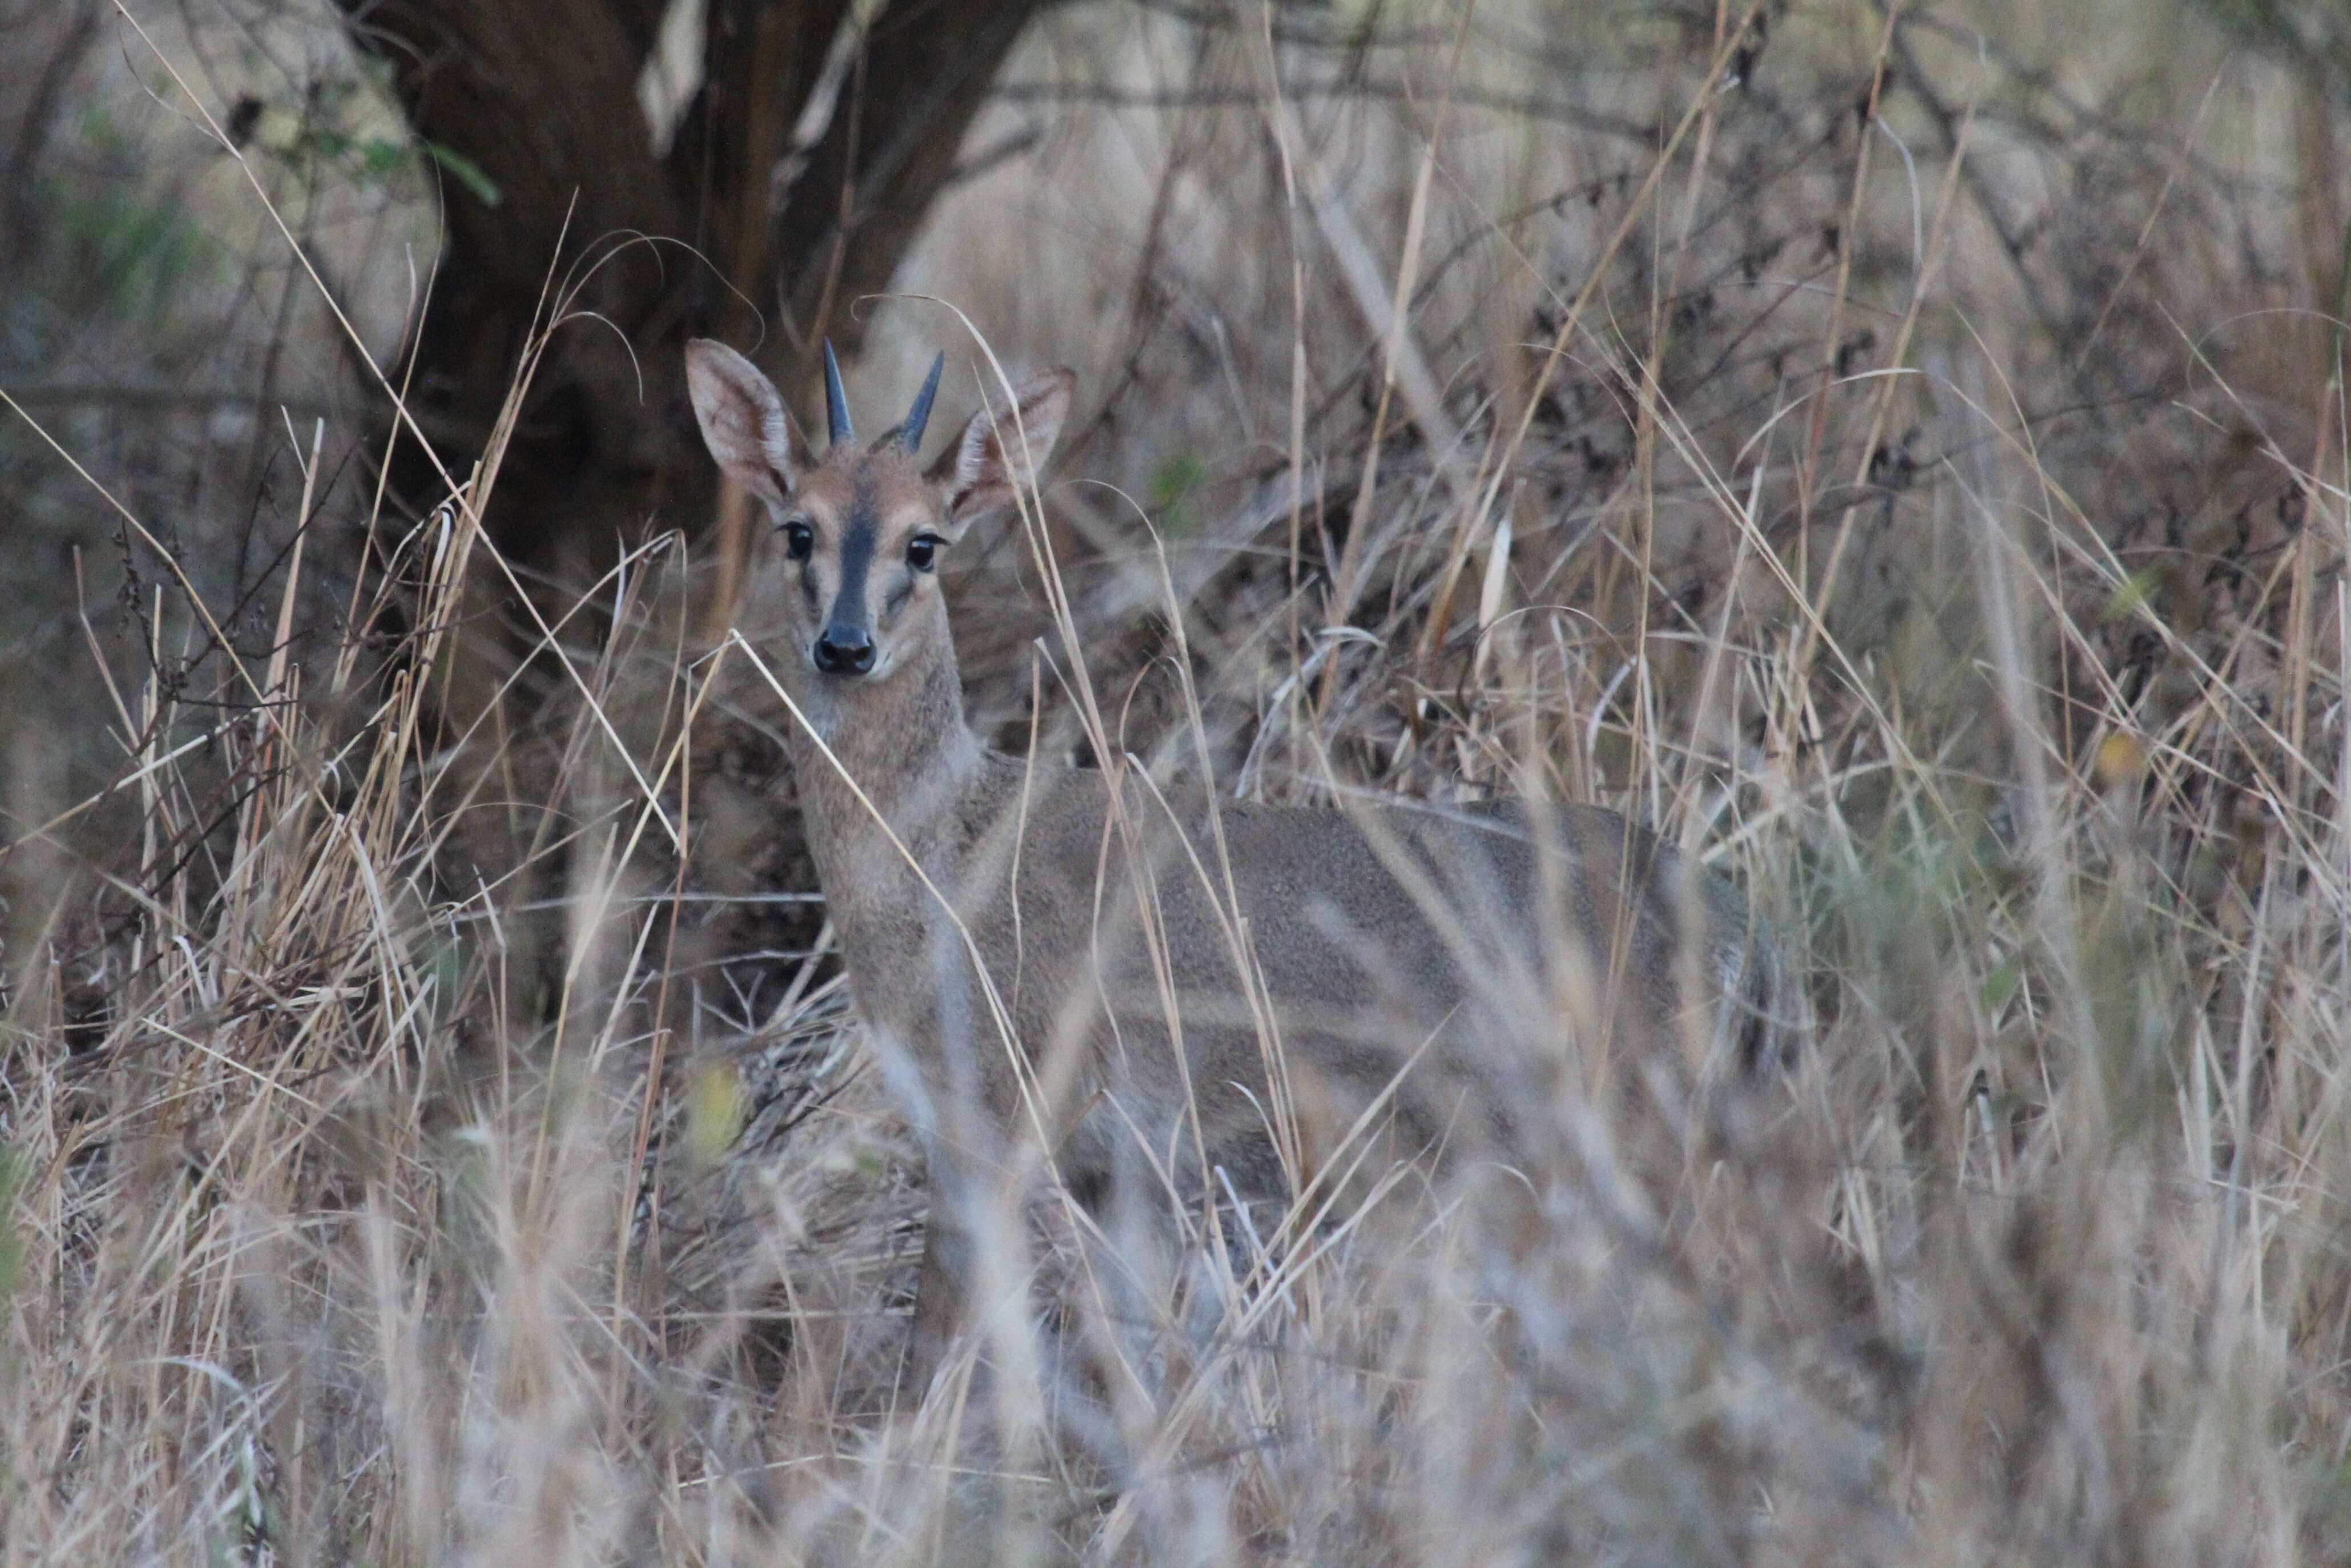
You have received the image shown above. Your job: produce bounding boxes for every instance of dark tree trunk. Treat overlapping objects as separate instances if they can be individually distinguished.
[336,0,1041,576]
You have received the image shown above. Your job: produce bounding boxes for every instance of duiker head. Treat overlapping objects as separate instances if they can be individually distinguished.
[685,338,1074,682]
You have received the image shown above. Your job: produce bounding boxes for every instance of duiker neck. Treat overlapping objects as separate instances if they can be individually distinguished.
[780,612,983,836]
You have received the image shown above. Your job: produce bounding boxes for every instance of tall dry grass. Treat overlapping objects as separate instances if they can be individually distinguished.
[6,0,2351,1562]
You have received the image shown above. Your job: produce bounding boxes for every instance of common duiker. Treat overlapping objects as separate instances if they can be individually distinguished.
[684,339,1781,1393]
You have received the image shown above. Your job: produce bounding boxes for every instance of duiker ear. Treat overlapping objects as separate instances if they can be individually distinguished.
[684,339,796,510]
[933,368,1075,531]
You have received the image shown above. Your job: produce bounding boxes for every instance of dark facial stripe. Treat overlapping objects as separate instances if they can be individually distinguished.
[824,473,882,640]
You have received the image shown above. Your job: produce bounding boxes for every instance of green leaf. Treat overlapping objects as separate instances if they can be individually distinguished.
[686,1062,744,1163]
[422,139,501,208]
[1148,451,1207,535]
[2104,569,2160,620]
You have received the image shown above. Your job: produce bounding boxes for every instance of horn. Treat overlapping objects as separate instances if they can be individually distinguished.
[898,352,945,453]
[822,340,853,449]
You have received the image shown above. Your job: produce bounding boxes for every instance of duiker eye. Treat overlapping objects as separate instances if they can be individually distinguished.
[905,534,943,573]
[780,518,814,562]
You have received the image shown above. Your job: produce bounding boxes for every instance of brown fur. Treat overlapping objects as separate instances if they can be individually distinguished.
[684,340,1780,1392]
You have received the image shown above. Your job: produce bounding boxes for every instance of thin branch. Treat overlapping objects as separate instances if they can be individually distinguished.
[991,78,1654,143]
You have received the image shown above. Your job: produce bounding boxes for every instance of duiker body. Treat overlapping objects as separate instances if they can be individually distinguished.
[685,341,1777,1389]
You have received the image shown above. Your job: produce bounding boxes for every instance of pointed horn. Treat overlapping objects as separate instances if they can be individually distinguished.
[898,352,945,453]
[822,340,853,449]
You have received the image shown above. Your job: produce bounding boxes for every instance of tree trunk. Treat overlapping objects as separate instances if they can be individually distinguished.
[337,0,1041,575]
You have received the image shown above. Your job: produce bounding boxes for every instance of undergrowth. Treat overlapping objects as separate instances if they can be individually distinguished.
[5,0,2350,1563]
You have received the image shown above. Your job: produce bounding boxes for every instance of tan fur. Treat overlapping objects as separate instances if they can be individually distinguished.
[684,340,1780,1392]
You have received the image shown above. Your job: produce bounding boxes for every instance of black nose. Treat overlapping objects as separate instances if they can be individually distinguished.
[813,627,875,675]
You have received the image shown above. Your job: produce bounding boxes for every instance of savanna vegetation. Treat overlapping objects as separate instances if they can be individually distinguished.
[4,0,2350,1562]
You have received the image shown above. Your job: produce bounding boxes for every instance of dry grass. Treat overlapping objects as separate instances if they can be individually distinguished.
[6,0,2351,1562]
